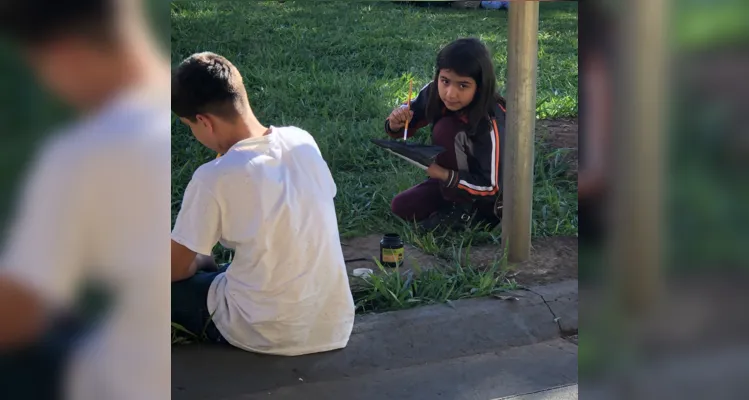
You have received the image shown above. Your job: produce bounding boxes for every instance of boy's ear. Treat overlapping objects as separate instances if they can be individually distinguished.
[195,113,216,135]
[195,114,211,128]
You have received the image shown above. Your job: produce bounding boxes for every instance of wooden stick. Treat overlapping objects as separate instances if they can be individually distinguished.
[386,149,427,171]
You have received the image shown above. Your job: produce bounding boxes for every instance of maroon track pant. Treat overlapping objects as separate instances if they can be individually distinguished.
[391,179,471,222]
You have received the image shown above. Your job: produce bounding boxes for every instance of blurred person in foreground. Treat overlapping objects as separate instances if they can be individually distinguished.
[0,0,170,399]
[578,1,613,247]
[577,1,616,288]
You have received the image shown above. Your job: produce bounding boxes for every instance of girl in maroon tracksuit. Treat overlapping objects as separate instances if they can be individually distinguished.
[385,38,506,231]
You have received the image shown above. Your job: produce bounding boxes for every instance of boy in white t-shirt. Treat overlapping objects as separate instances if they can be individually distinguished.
[171,52,355,356]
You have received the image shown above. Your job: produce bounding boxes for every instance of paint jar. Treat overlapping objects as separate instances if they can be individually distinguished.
[380,233,405,268]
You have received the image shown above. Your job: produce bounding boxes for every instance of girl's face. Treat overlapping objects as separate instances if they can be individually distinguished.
[437,69,477,111]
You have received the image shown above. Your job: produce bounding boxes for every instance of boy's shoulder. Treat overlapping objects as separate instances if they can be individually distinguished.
[274,125,316,143]
[189,161,218,188]
[274,125,324,153]
[190,125,318,178]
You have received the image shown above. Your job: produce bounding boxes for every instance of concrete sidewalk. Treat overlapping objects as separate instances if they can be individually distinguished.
[237,339,577,400]
[172,280,578,400]
[495,384,578,400]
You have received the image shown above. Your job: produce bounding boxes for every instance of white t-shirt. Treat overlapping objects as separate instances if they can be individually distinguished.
[0,84,171,399]
[171,126,355,356]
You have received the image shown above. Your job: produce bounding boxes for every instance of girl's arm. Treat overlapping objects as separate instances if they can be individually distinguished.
[445,119,501,197]
[385,82,432,139]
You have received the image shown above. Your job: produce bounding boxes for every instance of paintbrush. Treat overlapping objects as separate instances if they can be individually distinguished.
[403,79,413,141]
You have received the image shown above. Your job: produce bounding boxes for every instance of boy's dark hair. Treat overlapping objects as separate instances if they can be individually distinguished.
[0,0,117,46]
[171,52,249,123]
[425,38,506,131]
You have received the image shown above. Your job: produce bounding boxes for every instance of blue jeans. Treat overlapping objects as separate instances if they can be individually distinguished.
[0,317,83,399]
[171,264,229,343]
[0,283,107,399]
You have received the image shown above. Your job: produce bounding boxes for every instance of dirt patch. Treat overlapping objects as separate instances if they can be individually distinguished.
[538,118,578,175]
[341,234,445,277]
[341,234,578,287]
[459,236,578,286]
[539,118,578,150]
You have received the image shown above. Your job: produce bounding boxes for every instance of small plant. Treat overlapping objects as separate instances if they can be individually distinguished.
[171,322,197,345]
[171,310,218,345]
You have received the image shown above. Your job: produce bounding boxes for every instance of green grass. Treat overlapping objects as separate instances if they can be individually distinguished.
[171,1,579,264]
[352,239,518,314]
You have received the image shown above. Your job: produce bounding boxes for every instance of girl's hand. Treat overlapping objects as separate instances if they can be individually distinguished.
[387,106,413,131]
[427,163,451,182]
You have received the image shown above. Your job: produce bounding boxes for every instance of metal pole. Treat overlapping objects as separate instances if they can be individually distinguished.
[502,0,539,262]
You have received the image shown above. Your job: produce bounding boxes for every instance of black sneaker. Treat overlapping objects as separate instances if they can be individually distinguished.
[472,196,502,231]
[418,203,476,232]
[472,211,501,231]
[418,202,501,233]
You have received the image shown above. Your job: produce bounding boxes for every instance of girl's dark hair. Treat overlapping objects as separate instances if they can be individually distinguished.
[425,38,506,131]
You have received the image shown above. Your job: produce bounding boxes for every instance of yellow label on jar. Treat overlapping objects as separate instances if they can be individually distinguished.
[381,247,405,263]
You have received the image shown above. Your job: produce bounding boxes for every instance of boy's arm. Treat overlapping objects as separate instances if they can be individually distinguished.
[172,242,218,282]
[0,278,45,347]
[385,82,432,139]
[171,240,197,282]
[0,139,88,347]
[171,176,222,281]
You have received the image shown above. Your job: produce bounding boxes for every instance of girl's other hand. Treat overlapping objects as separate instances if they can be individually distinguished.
[387,106,413,131]
[427,163,450,182]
